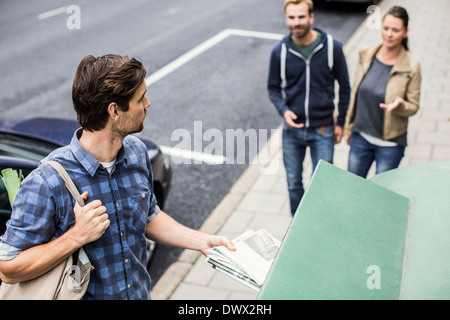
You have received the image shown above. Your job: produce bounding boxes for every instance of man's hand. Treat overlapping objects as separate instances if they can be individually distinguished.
[334,125,343,144]
[0,192,110,284]
[200,235,236,257]
[145,211,235,257]
[283,110,304,129]
[70,191,110,246]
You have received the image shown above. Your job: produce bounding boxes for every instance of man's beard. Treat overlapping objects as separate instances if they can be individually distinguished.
[292,24,311,40]
[115,110,146,139]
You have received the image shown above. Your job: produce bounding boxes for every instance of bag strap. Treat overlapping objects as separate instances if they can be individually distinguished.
[45,161,90,267]
[46,161,85,207]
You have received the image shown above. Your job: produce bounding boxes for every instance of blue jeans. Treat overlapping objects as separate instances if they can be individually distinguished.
[282,123,335,216]
[348,131,405,178]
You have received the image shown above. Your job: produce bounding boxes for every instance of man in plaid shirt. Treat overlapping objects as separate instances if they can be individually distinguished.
[0,54,235,299]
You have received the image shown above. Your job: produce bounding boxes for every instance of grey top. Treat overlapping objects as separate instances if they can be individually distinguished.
[353,57,406,146]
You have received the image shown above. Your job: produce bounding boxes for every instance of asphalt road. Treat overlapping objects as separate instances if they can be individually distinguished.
[0,0,371,284]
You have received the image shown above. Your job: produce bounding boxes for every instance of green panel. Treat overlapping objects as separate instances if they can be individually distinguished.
[258,161,410,300]
[370,161,450,300]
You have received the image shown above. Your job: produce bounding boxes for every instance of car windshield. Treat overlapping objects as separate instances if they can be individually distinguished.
[0,132,56,162]
[0,132,57,227]
[0,180,10,217]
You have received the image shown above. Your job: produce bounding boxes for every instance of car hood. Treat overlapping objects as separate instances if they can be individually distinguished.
[0,116,159,151]
[0,116,79,146]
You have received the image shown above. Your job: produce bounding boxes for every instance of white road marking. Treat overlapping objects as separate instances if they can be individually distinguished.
[149,28,283,165]
[226,28,284,41]
[144,28,283,87]
[159,146,227,165]
[37,6,67,20]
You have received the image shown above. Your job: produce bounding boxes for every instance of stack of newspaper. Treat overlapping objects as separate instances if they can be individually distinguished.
[205,229,281,291]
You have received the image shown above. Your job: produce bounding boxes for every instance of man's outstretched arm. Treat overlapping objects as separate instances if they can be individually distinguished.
[145,211,235,256]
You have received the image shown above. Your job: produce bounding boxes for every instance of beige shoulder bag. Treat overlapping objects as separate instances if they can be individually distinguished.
[0,161,94,300]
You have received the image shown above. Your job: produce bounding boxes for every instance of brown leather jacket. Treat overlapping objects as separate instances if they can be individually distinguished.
[344,44,421,140]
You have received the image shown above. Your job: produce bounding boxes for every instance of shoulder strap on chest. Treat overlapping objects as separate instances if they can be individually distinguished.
[46,160,85,207]
[327,34,334,71]
[280,42,287,91]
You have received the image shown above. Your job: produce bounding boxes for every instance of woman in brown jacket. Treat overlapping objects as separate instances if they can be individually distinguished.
[344,6,421,178]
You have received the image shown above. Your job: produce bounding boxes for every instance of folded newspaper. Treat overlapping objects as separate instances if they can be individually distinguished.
[205,229,281,291]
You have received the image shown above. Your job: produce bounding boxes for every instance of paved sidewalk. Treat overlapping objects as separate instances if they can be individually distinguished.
[151,0,450,300]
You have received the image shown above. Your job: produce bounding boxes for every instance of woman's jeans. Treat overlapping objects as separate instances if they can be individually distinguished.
[282,124,335,216]
[348,131,405,178]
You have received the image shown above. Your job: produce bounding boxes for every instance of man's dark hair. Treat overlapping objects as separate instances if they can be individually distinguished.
[72,54,147,131]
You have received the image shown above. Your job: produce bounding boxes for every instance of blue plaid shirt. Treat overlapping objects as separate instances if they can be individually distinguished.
[0,129,160,299]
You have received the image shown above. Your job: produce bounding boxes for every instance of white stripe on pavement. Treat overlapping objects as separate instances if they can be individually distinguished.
[146,28,283,165]
[145,28,283,87]
[159,145,227,165]
[37,6,67,20]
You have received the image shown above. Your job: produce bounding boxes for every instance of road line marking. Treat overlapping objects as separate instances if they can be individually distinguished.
[145,28,283,87]
[227,28,284,41]
[159,145,227,165]
[145,29,232,87]
[148,29,283,165]
[37,6,67,20]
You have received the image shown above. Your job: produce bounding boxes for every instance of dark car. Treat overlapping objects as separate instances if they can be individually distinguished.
[0,116,172,271]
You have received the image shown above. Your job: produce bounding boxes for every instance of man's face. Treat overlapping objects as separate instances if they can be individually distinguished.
[116,80,150,137]
[285,2,314,40]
